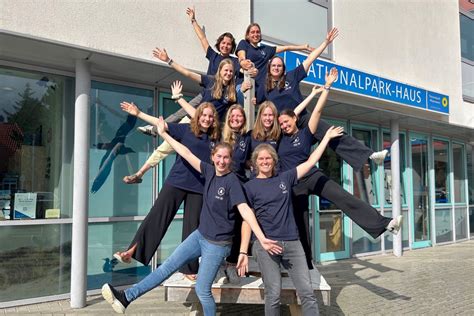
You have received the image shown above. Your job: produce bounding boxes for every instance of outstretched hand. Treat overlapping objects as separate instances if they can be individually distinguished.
[186,6,195,21]
[325,67,339,86]
[325,126,344,139]
[156,116,166,136]
[171,80,183,96]
[311,85,324,95]
[120,101,140,116]
[152,47,169,63]
[260,238,283,255]
[236,254,248,277]
[325,27,339,44]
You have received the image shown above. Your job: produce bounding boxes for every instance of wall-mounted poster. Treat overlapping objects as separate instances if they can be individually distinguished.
[14,193,37,219]
[0,190,11,220]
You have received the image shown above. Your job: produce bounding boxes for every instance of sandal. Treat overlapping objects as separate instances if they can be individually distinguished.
[123,174,143,184]
[113,251,132,264]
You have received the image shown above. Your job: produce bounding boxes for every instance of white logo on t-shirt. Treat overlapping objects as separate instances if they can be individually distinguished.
[284,81,291,90]
[239,140,246,151]
[292,136,301,147]
[218,187,225,196]
[279,182,288,194]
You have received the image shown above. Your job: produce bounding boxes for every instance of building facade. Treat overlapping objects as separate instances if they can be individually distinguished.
[0,0,473,307]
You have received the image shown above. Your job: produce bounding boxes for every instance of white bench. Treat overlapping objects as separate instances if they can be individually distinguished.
[163,259,331,315]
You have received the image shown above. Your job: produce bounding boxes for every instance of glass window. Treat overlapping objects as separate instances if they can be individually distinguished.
[384,209,410,250]
[452,143,466,204]
[433,139,450,204]
[253,0,330,54]
[0,67,74,220]
[0,224,71,302]
[461,61,474,100]
[411,136,430,243]
[467,144,474,205]
[435,208,453,243]
[352,128,379,206]
[352,223,381,254]
[319,212,344,253]
[382,132,406,206]
[318,148,342,210]
[87,222,150,290]
[89,81,154,217]
[460,13,474,61]
[455,207,468,240]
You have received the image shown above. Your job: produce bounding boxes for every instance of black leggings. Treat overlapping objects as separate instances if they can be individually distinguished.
[130,183,202,274]
[292,169,392,267]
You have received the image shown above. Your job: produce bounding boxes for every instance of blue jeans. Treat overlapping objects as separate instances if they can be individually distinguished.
[254,240,319,316]
[125,230,231,316]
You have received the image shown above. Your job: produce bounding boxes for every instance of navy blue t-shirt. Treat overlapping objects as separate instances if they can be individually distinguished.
[198,162,247,242]
[266,64,307,113]
[232,132,251,182]
[244,169,299,240]
[205,47,243,84]
[278,126,314,172]
[236,40,276,102]
[250,134,279,152]
[201,74,234,121]
[165,124,216,194]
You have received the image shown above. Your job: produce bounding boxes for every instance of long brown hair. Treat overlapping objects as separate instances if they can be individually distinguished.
[222,104,247,147]
[244,23,261,43]
[190,102,220,141]
[265,56,287,92]
[251,144,278,176]
[252,101,281,142]
[212,59,236,103]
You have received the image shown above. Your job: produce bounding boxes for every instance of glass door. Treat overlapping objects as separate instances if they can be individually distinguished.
[316,121,350,261]
[410,133,432,248]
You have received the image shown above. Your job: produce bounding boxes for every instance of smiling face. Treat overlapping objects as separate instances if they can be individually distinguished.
[228,108,245,131]
[260,106,275,131]
[218,36,233,56]
[219,63,234,84]
[212,147,232,174]
[278,114,297,135]
[269,57,284,79]
[247,25,261,46]
[198,107,215,131]
[256,149,275,177]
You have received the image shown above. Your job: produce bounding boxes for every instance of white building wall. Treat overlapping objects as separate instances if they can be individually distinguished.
[1,0,251,74]
[333,0,473,128]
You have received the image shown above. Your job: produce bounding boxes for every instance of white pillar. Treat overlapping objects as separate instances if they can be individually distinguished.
[243,71,255,130]
[390,119,402,257]
[70,59,91,308]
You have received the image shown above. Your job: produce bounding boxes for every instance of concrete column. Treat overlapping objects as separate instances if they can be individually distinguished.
[243,71,255,130]
[70,59,91,308]
[390,119,402,257]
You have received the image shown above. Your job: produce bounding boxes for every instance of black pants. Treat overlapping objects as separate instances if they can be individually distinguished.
[292,194,313,269]
[298,114,373,172]
[226,209,243,264]
[293,169,392,240]
[130,183,202,274]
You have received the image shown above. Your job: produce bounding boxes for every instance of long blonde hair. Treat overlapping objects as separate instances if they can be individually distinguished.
[251,101,281,142]
[212,59,236,103]
[222,104,247,147]
[190,102,220,141]
[251,144,278,177]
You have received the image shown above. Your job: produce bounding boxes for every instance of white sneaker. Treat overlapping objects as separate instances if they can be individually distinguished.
[137,125,158,137]
[214,265,228,284]
[370,149,388,165]
[225,265,241,285]
[386,215,403,235]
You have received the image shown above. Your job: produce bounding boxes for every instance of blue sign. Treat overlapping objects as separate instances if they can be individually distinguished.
[280,51,449,114]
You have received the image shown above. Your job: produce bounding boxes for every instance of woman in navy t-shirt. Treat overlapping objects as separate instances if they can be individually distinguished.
[114,102,220,281]
[236,23,317,103]
[153,48,237,122]
[240,125,343,316]
[277,68,401,269]
[250,100,281,153]
[102,118,282,316]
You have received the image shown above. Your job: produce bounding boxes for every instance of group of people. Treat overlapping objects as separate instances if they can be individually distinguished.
[101,7,402,316]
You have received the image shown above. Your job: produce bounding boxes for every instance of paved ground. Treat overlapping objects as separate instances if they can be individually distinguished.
[1,240,474,315]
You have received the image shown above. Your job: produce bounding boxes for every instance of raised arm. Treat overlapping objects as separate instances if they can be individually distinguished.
[302,27,339,72]
[152,47,202,83]
[120,101,160,126]
[308,67,338,134]
[171,81,196,118]
[294,85,324,117]
[296,126,344,179]
[186,7,210,53]
[156,117,202,173]
[275,43,313,54]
